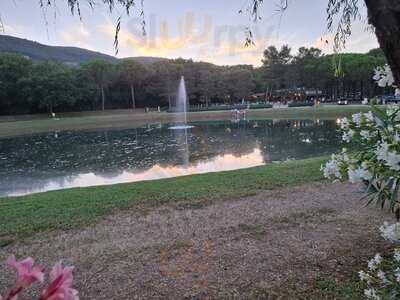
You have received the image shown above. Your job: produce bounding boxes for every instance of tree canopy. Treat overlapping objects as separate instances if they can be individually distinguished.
[0,47,389,115]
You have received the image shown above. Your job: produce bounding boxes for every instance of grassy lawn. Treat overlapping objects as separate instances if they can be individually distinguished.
[0,157,326,243]
[0,105,374,138]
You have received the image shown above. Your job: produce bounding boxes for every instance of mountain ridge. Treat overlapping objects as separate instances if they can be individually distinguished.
[0,35,167,65]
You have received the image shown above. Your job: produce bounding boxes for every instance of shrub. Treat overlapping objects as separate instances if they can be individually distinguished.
[288,101,314,108]
[167,103,272,113]
[322,65,400,218]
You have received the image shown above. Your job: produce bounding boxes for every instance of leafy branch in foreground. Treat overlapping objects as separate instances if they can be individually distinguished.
[322,65,400,218]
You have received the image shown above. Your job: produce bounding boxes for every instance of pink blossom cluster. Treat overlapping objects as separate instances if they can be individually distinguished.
[1,255,78,300]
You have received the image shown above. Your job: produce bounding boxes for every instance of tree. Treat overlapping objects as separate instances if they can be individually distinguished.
[117,60,147,110]
[222,67,255,103]
[81,60,113,111]
[363,0,400,84]
[0,49,391,116]
[261,45,292,90]
[0,53,32,114]
[293,47,323,89]
[28,61,76,113]
[146,61,182,109]
[247,0,400,85]
[17,1,399,86]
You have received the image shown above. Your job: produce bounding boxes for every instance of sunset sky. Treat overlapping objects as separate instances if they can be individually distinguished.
[1,0,378,66]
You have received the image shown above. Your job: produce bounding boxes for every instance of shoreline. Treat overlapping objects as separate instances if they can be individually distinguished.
[0,157,327,241]
[0,105,373,138]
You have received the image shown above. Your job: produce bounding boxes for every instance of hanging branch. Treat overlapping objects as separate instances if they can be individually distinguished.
[326,0,361,51]
[38,0,144,55]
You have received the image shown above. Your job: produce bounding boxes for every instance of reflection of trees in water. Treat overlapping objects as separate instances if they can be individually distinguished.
[0,120,341,187]
[257,120,340,162]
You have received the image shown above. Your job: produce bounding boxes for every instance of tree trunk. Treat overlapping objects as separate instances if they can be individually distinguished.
[101,86,105,111]
[360,80,364,99]
[365,0,400,85]
[130,84,136,110]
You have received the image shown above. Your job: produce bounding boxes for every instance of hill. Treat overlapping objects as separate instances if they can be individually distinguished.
[0,35,167,65]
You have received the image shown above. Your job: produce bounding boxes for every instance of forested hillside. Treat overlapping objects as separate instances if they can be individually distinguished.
[0,35,118,64]
[0,35,170,66]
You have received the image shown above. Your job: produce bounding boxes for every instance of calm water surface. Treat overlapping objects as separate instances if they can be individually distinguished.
[0,119,342,197]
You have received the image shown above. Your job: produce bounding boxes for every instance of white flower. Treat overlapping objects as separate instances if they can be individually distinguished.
[340,117,349,130]
[368,258,377,270]
[377,270,387,283]
[386,151,400,171]
[348,165,372,183]
[376,142,390,161]
[364,287,380,300]
[374,253,382,264]
[352,113,362,126]
[342,130,354,143]
[364,111,375,123]
[322,157,342,179]
[376,142,400,170]
[360,130,372,140]
[368,254,382,271]
[379,222,400,242]
[395,267,400,282]
[394,249,400,262]
[374,64,395,88]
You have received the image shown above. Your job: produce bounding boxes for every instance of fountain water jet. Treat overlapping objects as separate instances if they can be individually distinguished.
[169,76,194,130]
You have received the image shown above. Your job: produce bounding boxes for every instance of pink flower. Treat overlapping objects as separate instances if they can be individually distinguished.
[6,255,44,288]
[40,262,79,300]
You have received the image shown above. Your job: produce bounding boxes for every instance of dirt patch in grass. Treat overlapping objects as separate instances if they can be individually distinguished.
[0,182,392,299]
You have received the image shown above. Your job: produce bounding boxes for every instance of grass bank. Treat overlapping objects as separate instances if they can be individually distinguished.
[0,105,374,138]
[0,157,326,243]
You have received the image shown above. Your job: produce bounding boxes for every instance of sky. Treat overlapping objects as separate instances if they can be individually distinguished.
[0,0,378,66]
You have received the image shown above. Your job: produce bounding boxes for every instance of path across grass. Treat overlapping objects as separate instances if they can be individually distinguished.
[0,157,326,242]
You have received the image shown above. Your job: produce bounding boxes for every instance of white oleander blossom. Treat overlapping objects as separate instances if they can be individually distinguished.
[395,249,400,262]
[387,152,400,171]
[359,226,400,299]
[352,113,363,126]
[321,149,350,180]
[364,287,380,300]
[373,64,395,88]
[380,222,400,242]
[365,111,375,123]
[321,157,341,179]
[348,164,373,183]
[342,129,354,143]
[340,117,349,130]
[323,104,400,217]
[360,130,371,140]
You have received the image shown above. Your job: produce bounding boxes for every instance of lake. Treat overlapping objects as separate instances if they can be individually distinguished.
[0,119,342,197]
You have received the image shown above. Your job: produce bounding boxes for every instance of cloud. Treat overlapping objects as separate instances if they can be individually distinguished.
[97,16,294,66]
[59,23,94,50]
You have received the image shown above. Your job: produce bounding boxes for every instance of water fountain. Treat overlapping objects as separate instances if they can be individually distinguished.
[169,76,194,130]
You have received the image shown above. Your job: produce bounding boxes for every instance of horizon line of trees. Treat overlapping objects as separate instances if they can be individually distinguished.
[0,46,390,115]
